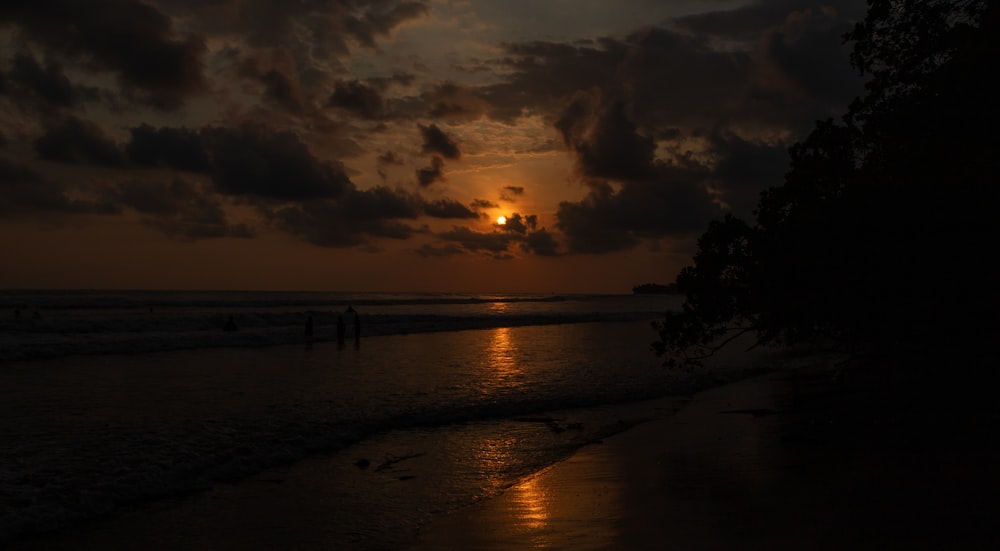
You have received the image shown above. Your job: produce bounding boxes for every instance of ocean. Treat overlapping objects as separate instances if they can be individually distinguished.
[0,290,783,548]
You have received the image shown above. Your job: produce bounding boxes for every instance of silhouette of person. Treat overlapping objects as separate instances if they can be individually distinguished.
[305,314,314,338]
[224,315,238,331]
[336,314,346,348]
[353,311,361,349]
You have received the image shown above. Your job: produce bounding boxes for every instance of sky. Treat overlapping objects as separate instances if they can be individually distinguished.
[0,0,867,293]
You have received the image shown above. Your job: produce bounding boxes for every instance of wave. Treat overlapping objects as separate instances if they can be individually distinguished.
[0,357,761,545]
[0,290,681,363]
[0,310,671,363]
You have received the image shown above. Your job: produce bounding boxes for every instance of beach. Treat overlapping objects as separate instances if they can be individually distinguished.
[413,361,1000,550]
[5,290,997,549]
[12,355,998,550]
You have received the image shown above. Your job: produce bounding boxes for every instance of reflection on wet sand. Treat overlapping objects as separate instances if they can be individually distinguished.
[512,476,549,532]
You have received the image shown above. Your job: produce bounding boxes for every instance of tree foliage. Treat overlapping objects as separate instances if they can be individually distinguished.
[655,0,997,369]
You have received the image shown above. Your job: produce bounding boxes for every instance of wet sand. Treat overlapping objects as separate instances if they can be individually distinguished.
[410,364,1000,549]
[12,361,1000,550]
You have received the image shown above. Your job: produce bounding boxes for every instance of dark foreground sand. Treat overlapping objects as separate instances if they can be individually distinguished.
[411,364,1000,550]
[12,361,1000,550]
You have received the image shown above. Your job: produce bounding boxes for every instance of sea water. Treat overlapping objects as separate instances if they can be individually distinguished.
[0,291,778,547]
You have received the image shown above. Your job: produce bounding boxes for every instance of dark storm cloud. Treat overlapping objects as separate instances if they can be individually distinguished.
[672,0,867,42]
[329,79,384,119]
[761,8,864,105]
[422,198,479,219]
[0,0,208,108]
[367,72,416,90]
[437,226,513,254]
[500,186,524,202]
[346,1,430,48]
[471,198,498,209]
[105,177,254,241]
[265,193,419,248]
[120,122,485,247]
[451,3,865,257]
[497,213,537,235]
[520,228,559,257]
[259,69,303,113]
[263,183,489,247]
[205,126,354,201]
[35,117,125,166]
[6,53,99,108]
[418,124,461,159]
[429,211,560,257]
[0,158,117,215]
[125,124,353,200]
[127,125,212,172]
[416,156,445,187]
[552,88,721,253]
[424,83,492,121]
[156,0,429,79]
[377,151,404,165]
[479,39,624,123]
[556,173,719,254]
[556,95,656,181]
[376,150,404,180]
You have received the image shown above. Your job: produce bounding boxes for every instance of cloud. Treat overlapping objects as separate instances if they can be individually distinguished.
[204,125,355,200]
[329,79,384,119]
[556,93,656,181]
[497,212,537,235]
[437,225,513,254]
[377,151,405,165]
[127,124,213,172]
[423,82,492,121]
[471,198,499,209]
[416,156,445,187]
[6,53,99,108]
[0,0,208,108]
[418,124,461,159]
[258,69,303,113]
[125,124,353,200]
[520,228,560,256]
[265,191,420,248]
[672,1,866,43]
[422,198,480,219]
[551,89,723,253]
[500,185,524,202]
[345,1,431,49]
[429,212,560,257]
[120,121,491,247]
[0,157,117,215]
[35,117,125,166]
[105,177,254,240]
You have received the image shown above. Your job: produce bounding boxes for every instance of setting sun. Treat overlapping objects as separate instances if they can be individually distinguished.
[497,216,507,225]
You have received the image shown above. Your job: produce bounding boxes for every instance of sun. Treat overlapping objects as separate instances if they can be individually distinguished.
[496,215,507,225]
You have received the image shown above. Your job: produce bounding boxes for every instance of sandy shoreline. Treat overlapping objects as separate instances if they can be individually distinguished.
[410,363,1000,549]
[11,360,1000,550]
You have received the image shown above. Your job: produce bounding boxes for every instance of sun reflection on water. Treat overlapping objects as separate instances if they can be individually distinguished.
[480,326,525,395]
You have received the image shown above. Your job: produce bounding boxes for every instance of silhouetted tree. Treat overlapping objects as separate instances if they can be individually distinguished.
[655,0,997,369]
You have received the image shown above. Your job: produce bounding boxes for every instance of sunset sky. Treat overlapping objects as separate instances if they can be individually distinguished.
[0,0,866,293]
